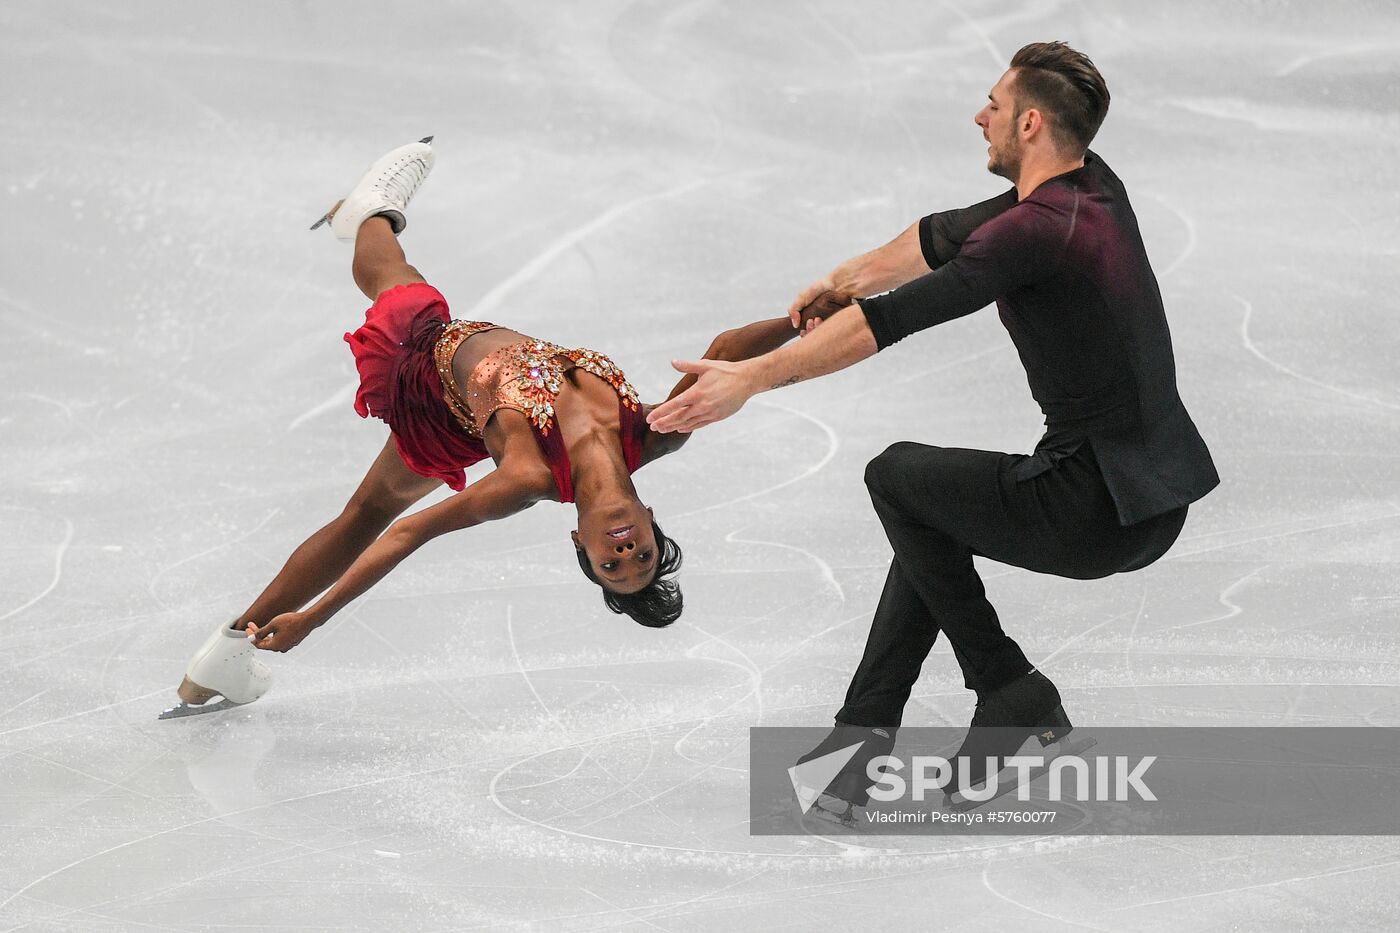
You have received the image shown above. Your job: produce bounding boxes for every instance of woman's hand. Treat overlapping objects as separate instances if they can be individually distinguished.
[247,611,320,652]
[788,276,853,330]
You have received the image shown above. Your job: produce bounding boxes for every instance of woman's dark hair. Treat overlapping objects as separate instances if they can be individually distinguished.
[574,520,683,627]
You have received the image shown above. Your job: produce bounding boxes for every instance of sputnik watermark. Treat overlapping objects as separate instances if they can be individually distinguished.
[755,727,1400,835]
[789,742,1156,811]
[871,752,1156,804]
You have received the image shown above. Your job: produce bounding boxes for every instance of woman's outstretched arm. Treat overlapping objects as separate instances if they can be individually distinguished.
[247,467,541,651]
[235,438,440,631]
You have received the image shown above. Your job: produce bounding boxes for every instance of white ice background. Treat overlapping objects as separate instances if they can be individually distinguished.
[2,1,1399,930]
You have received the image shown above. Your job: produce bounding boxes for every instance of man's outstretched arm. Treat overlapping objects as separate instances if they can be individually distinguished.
[787,188,1018,330]
[787,223,927,328]
[640,316,810,463]
[646,302,878,434]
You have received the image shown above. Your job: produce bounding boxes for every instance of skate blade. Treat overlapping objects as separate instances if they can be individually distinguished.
[309,198,344,231]
[944,732,1098,813]
[157,697,245,720]
[798,793,861,831]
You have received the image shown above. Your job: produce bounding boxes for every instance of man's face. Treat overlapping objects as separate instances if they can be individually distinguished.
[974,69,1022,182]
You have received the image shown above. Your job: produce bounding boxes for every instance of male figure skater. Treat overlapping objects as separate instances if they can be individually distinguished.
[647,42,1219,815]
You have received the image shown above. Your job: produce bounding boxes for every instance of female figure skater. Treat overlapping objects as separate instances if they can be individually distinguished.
[159,139,804,719]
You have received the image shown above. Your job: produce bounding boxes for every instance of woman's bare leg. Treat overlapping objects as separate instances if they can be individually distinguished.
[352,215,427,300]
[233,438,439,630]
[232,217,437,628]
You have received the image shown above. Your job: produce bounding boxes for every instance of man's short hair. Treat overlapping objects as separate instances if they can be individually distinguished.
[1009,41,1110,154]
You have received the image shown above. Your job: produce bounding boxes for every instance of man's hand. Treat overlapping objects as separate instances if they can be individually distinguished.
[650,302,878,433]
[788,277,853,331]
[247,611,319,652]
[646,357,756,434]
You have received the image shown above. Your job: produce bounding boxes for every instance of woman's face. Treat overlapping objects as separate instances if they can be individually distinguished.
[572,504,658,594]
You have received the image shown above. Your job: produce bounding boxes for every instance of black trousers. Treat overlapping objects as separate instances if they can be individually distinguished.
[836,440,1187,727]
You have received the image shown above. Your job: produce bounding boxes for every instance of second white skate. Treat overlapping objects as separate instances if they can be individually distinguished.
[311,136,436,240]
[158,619,273,720]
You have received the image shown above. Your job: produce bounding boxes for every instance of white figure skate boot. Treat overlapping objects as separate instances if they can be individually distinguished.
[158,619,273,720]
[311,136,436,240]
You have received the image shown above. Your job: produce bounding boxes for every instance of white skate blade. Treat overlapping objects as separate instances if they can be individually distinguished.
[944,732,1098,813]
[157,697,247,720]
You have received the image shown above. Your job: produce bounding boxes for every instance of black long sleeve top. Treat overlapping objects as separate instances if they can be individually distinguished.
[856,152,1219,525]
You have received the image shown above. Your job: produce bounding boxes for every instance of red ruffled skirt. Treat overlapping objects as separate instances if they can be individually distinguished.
[343,283,489,490]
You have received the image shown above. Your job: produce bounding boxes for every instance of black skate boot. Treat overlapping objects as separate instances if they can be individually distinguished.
[942,669,1096,811]
[792,723,897,828]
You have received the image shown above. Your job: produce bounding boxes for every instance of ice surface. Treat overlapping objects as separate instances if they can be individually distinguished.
[3,1,1399,930]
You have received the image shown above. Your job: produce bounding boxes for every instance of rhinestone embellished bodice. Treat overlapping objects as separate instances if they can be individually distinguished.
[432,320,641,440]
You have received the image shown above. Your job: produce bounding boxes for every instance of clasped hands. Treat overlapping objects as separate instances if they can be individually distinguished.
[789,277,853,336]
[645,277,852,434]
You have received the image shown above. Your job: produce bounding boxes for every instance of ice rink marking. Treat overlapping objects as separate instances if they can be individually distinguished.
[1236,293,1400,413]
[0,509,73,624]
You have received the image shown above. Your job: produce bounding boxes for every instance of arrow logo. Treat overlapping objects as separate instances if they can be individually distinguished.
[787,741,866,814]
